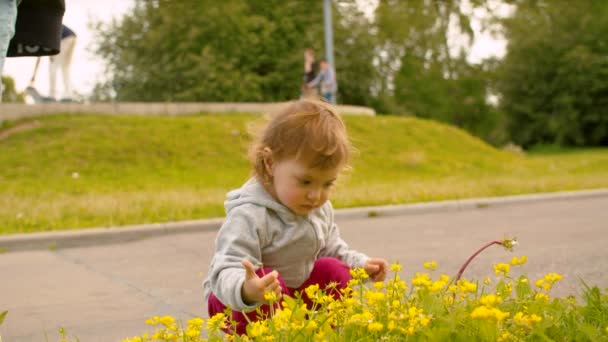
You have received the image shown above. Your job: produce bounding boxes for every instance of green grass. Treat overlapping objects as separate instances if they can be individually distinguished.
[1,114,608,234]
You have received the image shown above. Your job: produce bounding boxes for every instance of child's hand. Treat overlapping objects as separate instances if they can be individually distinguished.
[364,258,389,281]
[241,259,282,305]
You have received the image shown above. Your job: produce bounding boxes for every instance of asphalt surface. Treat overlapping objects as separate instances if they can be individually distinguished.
[1,194,607,341]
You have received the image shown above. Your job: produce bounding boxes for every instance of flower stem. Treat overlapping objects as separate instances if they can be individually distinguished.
[455,240,503,282]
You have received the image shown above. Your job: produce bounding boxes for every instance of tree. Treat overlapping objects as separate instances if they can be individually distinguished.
[372,0,501,142]
[496,0,608,147]
[93,0,324,102]
[1,76,25,103]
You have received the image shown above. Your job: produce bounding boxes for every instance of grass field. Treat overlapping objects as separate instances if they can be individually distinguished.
[1,114,607,234]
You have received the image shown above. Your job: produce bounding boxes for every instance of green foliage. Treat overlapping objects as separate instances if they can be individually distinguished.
[91,1,503,143]
[496,0,608,147]
[93,0,324,102]
[1,114,608,234]
[1,76,25,103]
[123,261,608,341]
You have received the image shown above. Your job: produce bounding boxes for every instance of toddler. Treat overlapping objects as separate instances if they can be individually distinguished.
[202,99,388,334]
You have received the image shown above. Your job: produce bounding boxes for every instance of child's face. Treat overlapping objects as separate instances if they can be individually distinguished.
[268,157,340,216]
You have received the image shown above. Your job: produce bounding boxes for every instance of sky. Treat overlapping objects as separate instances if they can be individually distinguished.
[3,0,511,100]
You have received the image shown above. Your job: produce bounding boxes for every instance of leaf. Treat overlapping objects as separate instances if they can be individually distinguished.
[0,310,7,326]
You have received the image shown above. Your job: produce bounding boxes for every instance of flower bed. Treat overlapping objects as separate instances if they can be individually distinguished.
[122,240,608,341]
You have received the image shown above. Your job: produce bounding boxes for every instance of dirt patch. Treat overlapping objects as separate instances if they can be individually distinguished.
[0,120,42,141]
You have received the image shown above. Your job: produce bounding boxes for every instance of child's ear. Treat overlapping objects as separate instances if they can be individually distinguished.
[263,147,274,176]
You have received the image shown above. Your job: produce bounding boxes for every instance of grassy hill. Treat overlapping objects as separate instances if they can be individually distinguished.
[1,114,608,234]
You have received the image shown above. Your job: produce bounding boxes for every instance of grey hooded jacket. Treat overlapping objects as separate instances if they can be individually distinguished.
[202,178,370,311]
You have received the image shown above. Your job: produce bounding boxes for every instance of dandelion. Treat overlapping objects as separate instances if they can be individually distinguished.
[502,237,518,251]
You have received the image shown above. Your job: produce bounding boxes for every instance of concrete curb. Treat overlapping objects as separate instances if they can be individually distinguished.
[0,102,376,121]
[1,188,607,252]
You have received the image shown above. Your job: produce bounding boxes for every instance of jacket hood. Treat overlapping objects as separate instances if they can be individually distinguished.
[225,178,294,218]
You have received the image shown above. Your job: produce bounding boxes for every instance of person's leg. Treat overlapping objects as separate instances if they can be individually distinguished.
[296,257,351,308]
[207,267,290,336]
[322,92,335,104]
[0,0,18,102]
[48,55,58,100]
[58,35,76,99]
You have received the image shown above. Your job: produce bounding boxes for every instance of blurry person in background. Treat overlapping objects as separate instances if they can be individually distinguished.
[301,48,318,98]
[307,59,337,104]
[49,24,76,101]
[1,0,65,102]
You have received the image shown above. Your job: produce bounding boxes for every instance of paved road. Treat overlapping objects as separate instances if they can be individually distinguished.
[1,196,607,341]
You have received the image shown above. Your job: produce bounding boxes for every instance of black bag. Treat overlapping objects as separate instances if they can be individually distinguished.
[7,0,66,57]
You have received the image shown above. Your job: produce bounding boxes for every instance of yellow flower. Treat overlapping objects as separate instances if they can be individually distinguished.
[368,322,384,332]
[412,272,432,288]
[514,312,542,327]
[544,273,563,283]
[390,263,402,272]
[493,263,510,276]
[305,284,320,300]
[420,316,431,327]
[492,308,510,322]
[457,279,477,293]
[510,255,528,266]
[305,321,318,332]
[471,306,493,319]
[423,261,438,271]
[187,317,205,328]
[145,316,160,325]
[206,313,227,332]
[479,294,502,307]
[535,293,550,301]
[373,281,384,289]
[248,321,269,338]
[264,291,277,302]
[498,332,514,341]
[350,268,369,280]
[483,277,491,285]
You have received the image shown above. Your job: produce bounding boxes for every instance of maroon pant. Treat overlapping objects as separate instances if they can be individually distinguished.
[207,257,351,335]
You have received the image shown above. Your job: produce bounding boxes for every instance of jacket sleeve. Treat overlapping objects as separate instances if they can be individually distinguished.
[307,70,323,88]
[318,202,369,269]
[207,205,267,311]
